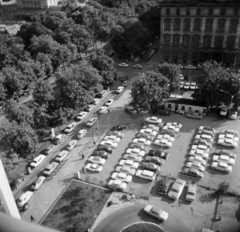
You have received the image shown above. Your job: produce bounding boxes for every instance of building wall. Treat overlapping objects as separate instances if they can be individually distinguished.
[17,0,60,9]
[164,101,207,113]
[160,0,240,67]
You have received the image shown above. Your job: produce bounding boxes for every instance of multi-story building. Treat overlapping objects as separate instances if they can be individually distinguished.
[159,0,240,67]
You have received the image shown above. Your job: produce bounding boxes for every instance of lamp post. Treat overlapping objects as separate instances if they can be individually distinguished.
[219,89,240,117]
[107,108,111,132]
[188,65,191,81]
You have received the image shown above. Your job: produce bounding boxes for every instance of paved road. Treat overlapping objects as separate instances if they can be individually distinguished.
[92,204,165,232]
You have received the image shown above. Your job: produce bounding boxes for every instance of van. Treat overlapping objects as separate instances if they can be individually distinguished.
[17,191,33,207]
[31,176,46,190]
[158,176,170,195]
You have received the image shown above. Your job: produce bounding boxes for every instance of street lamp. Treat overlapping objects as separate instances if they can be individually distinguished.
[107,108,111,132]
[219,89,240,117]
[188,65,191,81]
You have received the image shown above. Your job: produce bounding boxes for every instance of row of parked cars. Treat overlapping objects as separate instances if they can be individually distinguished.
[179,81,198,90]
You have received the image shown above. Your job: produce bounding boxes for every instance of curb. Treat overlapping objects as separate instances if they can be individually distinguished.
[119,221,166,232]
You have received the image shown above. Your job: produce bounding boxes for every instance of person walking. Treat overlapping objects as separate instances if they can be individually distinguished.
[30,215,35,222]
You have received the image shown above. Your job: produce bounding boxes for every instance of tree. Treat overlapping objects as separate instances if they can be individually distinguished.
[214,181,230,197]
[131,71,170,113]
[4,100,34,125]
[158,62,181,92]
[0,153,14,180]
[192,61,240,108]
[35,53,53,77]
[43,11,67,31]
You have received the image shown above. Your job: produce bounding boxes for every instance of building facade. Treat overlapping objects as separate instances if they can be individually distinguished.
[159,0,240,67]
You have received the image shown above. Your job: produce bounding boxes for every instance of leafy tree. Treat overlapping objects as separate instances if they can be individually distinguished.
[192,61,240,108]
[158,62,181,92]
[214,181,230,197]
[43,11,67,31]
[4,100,33,125]
[0,153,14,180]
[35,52,53,77]
[131,71,170,113]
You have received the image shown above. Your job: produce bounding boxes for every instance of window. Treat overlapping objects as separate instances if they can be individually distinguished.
[183,52,188,61]
[173,19,181,31]
[229,19,238,33]
[193,19,201,31]
[176,8,180,16]
[197,8,201,16]
[221,8,226,16]
[226,36,236,50]
[217,19,226,33]
[164,18,171,31]
[183,18,191,31]
[209,8,213,16]
[164,34,171,45]
[192,35,200,47]
[234,8,239,17]
[205,19,213,32]
[186,8,190,16]
[214,36,224,49]
[173,34,180,46]
[203,35,212,47]
[182,35,190,46]
[166,8,170,15]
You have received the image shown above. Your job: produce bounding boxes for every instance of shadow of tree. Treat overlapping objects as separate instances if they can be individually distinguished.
[198,192,215,204]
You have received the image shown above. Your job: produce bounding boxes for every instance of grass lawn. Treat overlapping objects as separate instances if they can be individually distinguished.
[122,223,164,232]
[41,180,112,232]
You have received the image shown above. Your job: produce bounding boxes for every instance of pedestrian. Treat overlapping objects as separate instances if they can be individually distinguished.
[30,215,35,222]
[82,155,85,160]
[93,141,96,145]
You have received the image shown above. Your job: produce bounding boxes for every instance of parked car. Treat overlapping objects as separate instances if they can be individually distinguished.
[133,56,140,62]
[105,99,114,106]
[100,140,118,148]
[109,131,124,139]
[182,167,204,178]
[168,178,186,200]
[98,106,108,114]
[88,156,106,165]
[111,172,132,182]
[145,116,162,125]
[142,124,160,131]
[92,150,109,159]
[192,139,211,148]
[217,138,238,148]
[53,134,64,145]
[118,63,128,67]
[123,153,142,162]
[187,111,203,119]
[31,176,46,191]
[140,128,158,137]
[220,107,228,116]
[30,154,46,168]
[104,135,121,143]
[66,140,77,151]
[186,183,197,202]
[55,150,69,162]
[184,82,190,90]
[64,122,77,133]
[43,162,58,176]
[198,126,215,133]
[77,129,87,139]
[119,159,139,169]
[148,150,169,159]
[191,144,209,153]
[97,144,113,153]
[128,143,147,151]
[135,133,154,141]
[189,149,209,160]
[211,161,232,173]
[157,134,175,143]
[158,176,170,195]
[212,154,235,166]
[122,80,129,86]
[76,111,87,121]
[141,162,160,171]
[166,122,182,129]
[13,176,26,189]
[187,155,207,166]
[162,125,180,133]
[185,161,205,172]
[190,82,196,90]
[85,104,95,112]
[111,124,127,131]
[157,109,171,116]
[144,204,168,221]
[43,144,56,155]
[126,148,145,156]
[154,139,172,148]
[214,149,236,159]
[136,169,156,180]
[229,110,238,119]
[116,86,124,93]
[17,191,34,208]
[86,117,98,127]
[115,165,136,175]
[144,156,165,166]
[133,64,142,69]
[86,163,103,172]
[126,106,138,115]
[108,179,127,190]
[132,138,152,146]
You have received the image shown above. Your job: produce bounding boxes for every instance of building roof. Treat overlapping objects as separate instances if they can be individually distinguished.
[5,24,21,36]
[165,98,206,107]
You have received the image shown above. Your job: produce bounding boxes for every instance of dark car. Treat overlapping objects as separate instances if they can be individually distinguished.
[148,150,169,160]
[158,109,171,116]
[97,144,113,153]
[158,176,170,195]
[11,175,25,190]
[92,150,109,159]
[111,125,127,131]
[135,133,154,141]
[121,75,129,82]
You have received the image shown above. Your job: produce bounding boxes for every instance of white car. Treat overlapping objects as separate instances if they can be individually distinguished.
[86,117,98,127]
[220,107,228,116]
[132,138,152,146]
[144,204,168,221]
[98,106,108,114]
[92,98,100,105]
[166,122,182,129]
[76,111,87,121]
[123,153,142,162]
[43,162,59,176]
[17,191,34,207]
[133,64,142,69]
[219,133,238,142]
[100,140,118,148]
[105,99,113,106]
[221,129,239,139]
[109,131,124,139]
[157,134,175,143]
[55,150,69,162]
[118,63,128,67]
[179,74,184,80]
[195,134,213,143]
[119,159,139,169]
[136,170,156,180]
[77,129,87,139]
[126,148,145,156]
[215,150,236,159]
[116,86,124,93]
[86,163,103,172]
[142,124,160,131]
[134,57,140,62]
[190,82,196,90]
[189,149,209,159]
[140,128,158,137]
[30,154,46,168]
[111,172,132,182]
[104,135,121,143]
[115,165,136,175]
[64,122,77,133]
[85,104,95,112]
[217,138,238,148]
[154,139,172,148]
[168,178,186,200]
[31,176,46,191]
[66,140,77,151]
[54,134,64,145]
[191,144,209,153]
[185,183,197,202]
[184,82,190,90]
[212,154,235,166]
[211,161,232,173]
[145,116,162,125]
[88,156,106,165]
[198,126,215,133]
[188,156,207,166]
[108,179,127,190]
[179,81,184,88]
[185,161,205,172]
[162,125,180,133]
